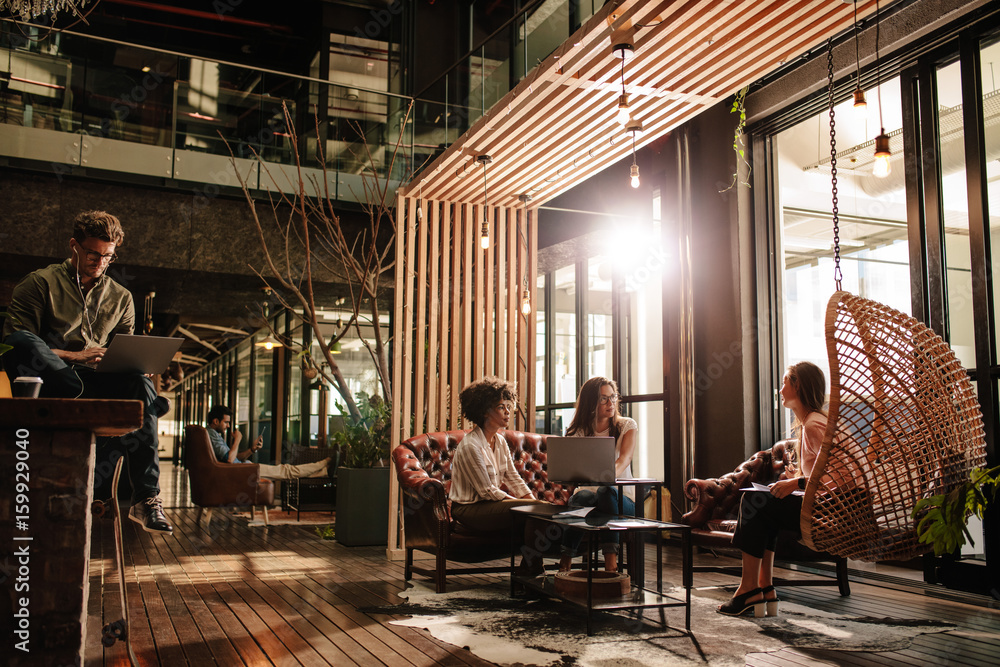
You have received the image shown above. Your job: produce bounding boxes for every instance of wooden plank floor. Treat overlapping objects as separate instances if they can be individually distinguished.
[86,463,1000,666]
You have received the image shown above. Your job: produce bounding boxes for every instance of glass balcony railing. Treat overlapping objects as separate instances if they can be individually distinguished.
[0,26,413,198]
[410,0,601,173]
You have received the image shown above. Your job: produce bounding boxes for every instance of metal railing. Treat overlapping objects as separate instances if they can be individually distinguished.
[0,23,414,198]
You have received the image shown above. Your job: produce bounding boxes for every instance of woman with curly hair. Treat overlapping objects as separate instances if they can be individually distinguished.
[558,377,638,573]
[450,376,549,535]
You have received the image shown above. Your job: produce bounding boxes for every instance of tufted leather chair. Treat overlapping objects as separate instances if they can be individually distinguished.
[392,429,572,592]
[681,440,851,595]
[186,425,276,528]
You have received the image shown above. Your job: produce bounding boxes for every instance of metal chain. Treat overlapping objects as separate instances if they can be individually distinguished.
[827,38,842,291]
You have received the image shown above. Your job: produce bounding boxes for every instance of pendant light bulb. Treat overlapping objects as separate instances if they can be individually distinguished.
[521,288,531,315]
[476,154,493,249]
[256,335,283,351]
[616,94,631,125]
[873,131,891,178]
[625,120,643,190]
[613,43,634,126]
[480,220,490,249]
[852,88,867,111]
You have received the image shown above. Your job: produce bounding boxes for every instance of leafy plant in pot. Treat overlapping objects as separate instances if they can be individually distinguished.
[331,392,390,468]
[330,392,391,546]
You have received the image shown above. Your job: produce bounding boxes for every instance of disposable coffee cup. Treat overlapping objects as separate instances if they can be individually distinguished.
[12,376,43,398]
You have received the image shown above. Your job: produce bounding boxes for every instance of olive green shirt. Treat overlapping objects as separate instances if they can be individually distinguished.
[3,259,134,351]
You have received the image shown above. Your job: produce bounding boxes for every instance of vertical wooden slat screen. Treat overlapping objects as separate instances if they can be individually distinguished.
[388,195,537,557]
[485,206,495,377]
[505,206,517,388]
[428,201,442,429]
[494,206,506,379]
[446,204,467,431]
[462,204,473,405]
[413,200,428,436]
[478,206,488,377]
[516,205,534,432]
[527,212,538,423]
[388,193,413,557]
[437,204,454,430]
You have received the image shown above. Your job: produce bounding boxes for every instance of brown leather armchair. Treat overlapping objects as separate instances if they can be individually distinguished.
[185,425,276,527]
[392,429,572,592]
[681,440,850,595]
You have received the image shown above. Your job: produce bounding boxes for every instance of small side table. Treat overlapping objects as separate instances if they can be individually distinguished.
[284,477,336,521]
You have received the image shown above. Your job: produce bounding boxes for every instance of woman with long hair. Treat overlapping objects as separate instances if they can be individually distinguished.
[558,376,638,573]
[717,361,827,617]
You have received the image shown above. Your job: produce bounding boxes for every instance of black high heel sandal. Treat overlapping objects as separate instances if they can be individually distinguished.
[717,588,765,617]
[761,585,780,616]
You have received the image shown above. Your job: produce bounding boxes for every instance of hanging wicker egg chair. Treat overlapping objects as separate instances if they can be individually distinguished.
[799,291,987,561]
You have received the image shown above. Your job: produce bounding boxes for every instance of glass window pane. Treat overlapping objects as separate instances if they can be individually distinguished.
[253,336,274,460]
[587,257,613,379]
[235,345,251,430]
[937,59,976,367]
[776,76,910,403]
[610,216,665,395]
[553,265,577,403]
[550,407,575,435]
[983,38,1000,359]
[628,399,663,480]
[535,273,546,406]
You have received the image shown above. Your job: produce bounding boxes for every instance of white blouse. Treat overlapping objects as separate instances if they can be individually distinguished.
[449,426,532,504]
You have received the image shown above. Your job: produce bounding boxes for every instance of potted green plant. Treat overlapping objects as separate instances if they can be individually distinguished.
[330,392,391,546]
[914,464,999,556]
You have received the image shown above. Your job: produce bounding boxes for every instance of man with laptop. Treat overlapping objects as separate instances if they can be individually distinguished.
[2,211,175,534]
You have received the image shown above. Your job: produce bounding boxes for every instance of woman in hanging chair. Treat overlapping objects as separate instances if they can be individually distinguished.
[717,361,827,618]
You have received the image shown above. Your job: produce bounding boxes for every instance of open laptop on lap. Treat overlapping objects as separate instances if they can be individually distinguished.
[95,334,184,374]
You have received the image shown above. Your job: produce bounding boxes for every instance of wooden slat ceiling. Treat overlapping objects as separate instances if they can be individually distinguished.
[403,0,880,206]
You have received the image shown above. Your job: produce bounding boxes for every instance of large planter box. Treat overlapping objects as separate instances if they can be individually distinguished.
[335,466,389,546]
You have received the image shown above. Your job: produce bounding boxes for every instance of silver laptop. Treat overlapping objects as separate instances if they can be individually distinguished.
[96,334,183,374]
[546,436,616,484]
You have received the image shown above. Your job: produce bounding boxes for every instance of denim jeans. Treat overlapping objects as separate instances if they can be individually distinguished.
[560,485,636,556]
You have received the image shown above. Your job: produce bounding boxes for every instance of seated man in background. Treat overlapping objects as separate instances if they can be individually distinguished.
[206,405,331,479]
[2,210,172,534]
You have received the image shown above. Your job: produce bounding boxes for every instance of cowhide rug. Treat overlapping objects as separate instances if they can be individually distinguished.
[361,581,955,666]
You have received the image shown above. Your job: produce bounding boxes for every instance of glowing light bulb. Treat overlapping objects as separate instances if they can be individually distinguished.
[480,221,490,249]
[873,131,891,179]
[616,94,631,125]
[521,289,531,315]
[873,154,891,178]
[264,341,274,351]
[852,88,867,112]
[630,163,640,189]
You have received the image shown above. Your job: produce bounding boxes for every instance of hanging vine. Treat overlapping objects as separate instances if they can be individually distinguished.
[719,85,751,192]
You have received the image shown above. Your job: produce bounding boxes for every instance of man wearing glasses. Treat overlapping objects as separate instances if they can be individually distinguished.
[2,210,173,534]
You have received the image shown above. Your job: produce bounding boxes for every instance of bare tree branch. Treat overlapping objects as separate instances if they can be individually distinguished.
[226,100,413,422]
